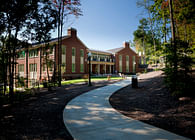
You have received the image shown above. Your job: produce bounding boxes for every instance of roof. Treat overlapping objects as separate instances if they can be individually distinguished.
[107,47,124,53]
[32,35,70,47]
[89,49,112,55]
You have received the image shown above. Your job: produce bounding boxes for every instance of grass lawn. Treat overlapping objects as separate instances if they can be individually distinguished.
[61,77,122,85]
[0,76,122,105]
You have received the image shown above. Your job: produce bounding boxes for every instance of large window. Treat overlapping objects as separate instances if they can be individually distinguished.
[72,47,76,72]
[80,49,84,72]
[29,49,38,58]
[29,63,37,72]
[61,45,66,73]
[119,55,122,72]
[29,63,37,80]
[18,64,24,72]
[126,55,129,72]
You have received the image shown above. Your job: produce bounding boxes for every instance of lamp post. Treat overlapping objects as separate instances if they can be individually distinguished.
[88,52,92,86]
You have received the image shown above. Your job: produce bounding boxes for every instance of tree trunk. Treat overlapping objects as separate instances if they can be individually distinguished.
[7,29,14,101]
[168,0,177,71]
[169,0,176,43]
[57,2,62,87]
[168,0,178,90]
[53,44,56,85]
[12,29,18,92]
[26,49,28,88]
[39,47,42,82]
[184,24,187,42]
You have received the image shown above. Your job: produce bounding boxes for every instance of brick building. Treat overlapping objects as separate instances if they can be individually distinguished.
[16,28,141,86]
[107,42,140,74]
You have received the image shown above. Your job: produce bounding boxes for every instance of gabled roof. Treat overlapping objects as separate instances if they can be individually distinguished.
[32,35,70,47]
[89,49,112,55]
[107,47,124,54]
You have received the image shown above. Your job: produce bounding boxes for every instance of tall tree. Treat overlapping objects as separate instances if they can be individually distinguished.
[0,0,40,99]
[133,18,162,65]
[52,0,82,86]
[140,0,195,96]
[137,0,159,67]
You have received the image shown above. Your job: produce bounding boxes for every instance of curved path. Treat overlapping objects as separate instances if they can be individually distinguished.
[63,79,189,140]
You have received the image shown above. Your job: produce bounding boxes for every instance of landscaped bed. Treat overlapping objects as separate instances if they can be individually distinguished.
[109,71,195,140]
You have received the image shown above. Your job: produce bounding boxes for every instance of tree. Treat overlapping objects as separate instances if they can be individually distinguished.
[52,0,82,86]
[32,1,58,89]
[136,0,195,96]
[133,18,162,65]
[137,0,160,67]
[0,0,40,100]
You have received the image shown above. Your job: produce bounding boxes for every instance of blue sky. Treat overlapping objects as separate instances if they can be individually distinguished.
[52,0,146,51]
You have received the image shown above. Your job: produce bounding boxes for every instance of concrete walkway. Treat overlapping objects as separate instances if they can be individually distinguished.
[63,79,190,140]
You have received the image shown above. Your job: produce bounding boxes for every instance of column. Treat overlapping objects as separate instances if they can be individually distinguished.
[105,64,106,74]
[98,64,100,74]
[110,65,111,74]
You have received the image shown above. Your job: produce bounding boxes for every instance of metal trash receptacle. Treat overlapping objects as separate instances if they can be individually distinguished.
[132,75,138,88]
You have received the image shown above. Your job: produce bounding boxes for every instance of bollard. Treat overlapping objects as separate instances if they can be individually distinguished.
[132,75,138,88]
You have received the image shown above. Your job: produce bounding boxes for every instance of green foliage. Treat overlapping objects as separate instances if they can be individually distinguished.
[164,39,194,96]
[133,18,163,64]
[17,77,25,87]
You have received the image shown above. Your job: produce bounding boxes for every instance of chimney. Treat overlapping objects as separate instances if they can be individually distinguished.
[68,27,77,37]
[123,41,130,48]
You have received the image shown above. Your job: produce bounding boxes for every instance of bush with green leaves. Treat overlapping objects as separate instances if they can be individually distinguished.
[164,39,194,97]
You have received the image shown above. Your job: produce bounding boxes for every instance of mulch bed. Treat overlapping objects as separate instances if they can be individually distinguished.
[0,80,120,140]
[109,71,195,140]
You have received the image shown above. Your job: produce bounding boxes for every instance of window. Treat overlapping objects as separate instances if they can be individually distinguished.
[18,51,25,59]
[119,55,122,72]
[72,63,75,72]
[80,49,84,57]
[126,55,129,72]
[72,47,76,56]
[72,47,76,72]
[18,64,24,72]
[61,45,66,73]
[80,49,84,72]
[62,45,66,55]
[29,63,37,72]
[29,49,38,58]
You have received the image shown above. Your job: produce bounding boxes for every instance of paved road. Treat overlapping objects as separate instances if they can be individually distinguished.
[63,79,190,140]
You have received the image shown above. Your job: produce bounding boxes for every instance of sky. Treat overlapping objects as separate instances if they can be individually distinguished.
[52,0,146,51]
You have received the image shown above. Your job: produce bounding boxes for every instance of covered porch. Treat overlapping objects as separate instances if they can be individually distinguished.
[90,61,114,75]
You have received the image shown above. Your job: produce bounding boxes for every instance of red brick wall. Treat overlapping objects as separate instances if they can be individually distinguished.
[56,30,88,75]
[65,38,87,74]
[115,43,140,73]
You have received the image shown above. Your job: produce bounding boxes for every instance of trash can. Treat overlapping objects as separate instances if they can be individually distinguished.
[132,75,138,88]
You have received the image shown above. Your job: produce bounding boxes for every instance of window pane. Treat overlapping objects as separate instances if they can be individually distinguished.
[62,45,66,55]
[80,64,84,72]
[80,49,84,57]
[72,48,75,56]
[72,64,75,72]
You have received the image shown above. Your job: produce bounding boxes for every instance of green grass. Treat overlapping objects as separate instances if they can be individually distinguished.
[61,77,122,85]
[0,76,123,105]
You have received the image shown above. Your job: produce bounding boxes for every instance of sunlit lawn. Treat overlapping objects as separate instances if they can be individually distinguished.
[61,77,122,85]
